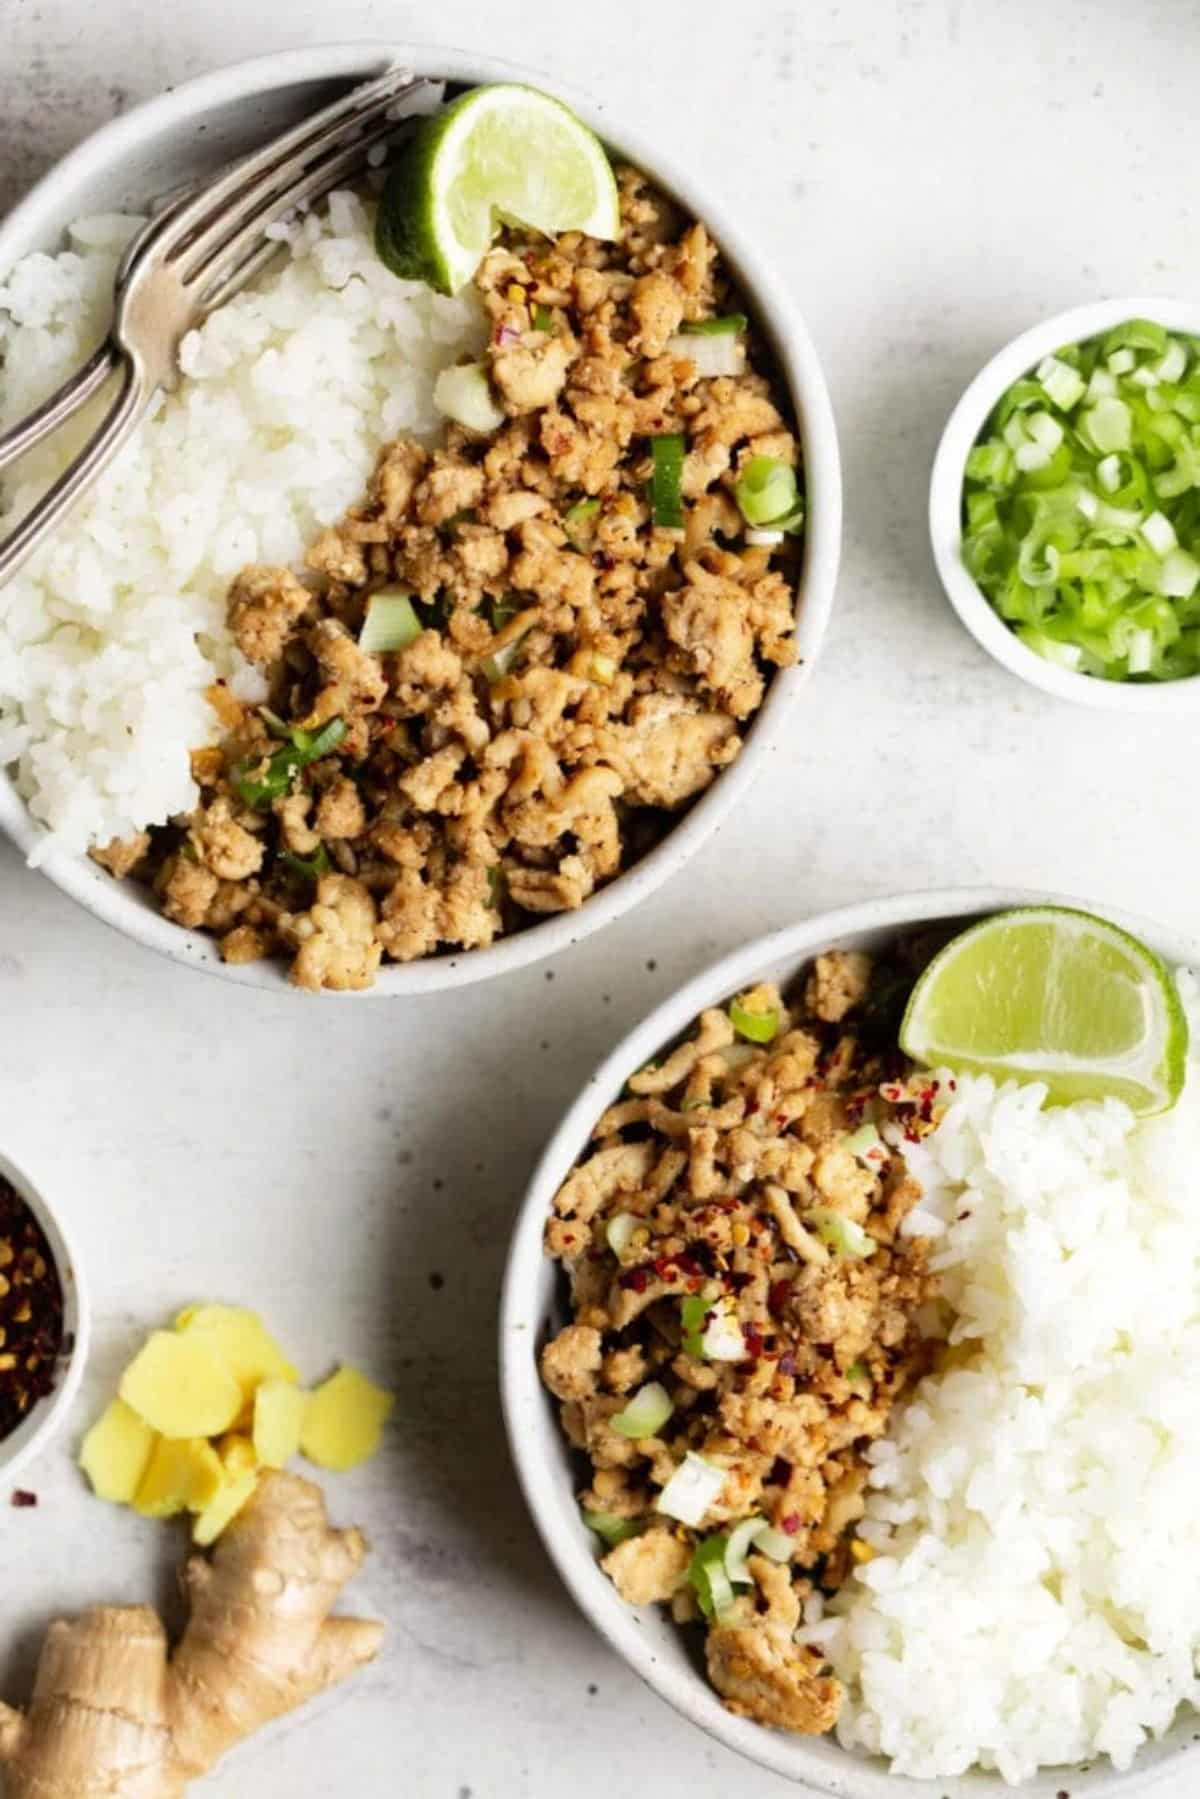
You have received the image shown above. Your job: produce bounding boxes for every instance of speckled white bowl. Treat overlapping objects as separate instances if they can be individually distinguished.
[930,296,1200,712]
[0,43,841,995]
[501,886,1200,1796]
[0,1152,89,1489]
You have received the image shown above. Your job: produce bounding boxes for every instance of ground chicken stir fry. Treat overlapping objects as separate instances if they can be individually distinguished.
[95,168,801,989]
[539,952,941,1737]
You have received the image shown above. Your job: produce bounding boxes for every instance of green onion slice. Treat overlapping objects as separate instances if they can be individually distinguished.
[751,1522,795,1562]
[532,303,553,332]
[359,590,422,655]
[433,360,505,434]
[679,1294,710,1358]
[606,1212,638,1257]
[581,1507,641,1548]
[807,1207,876,1259]
[610,1380,673,1440]
[235,718,348,809]
[682,314,748,336]
[281,842,331,882]
[735,455,801,529]
[649,434,686,528]
[842,1121,884,1162]
[846,1360,872,1388]
[724,1516,763,1584]
[563,497,601,550]
[689,1532,737,1621]
[729,998,780,1044]
[658,1452,725,1527]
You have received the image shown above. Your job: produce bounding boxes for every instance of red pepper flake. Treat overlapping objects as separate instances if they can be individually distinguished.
[780,1512,801,1536]
[652,1256,677,1281]
[618,1267,649,1293]
[742,1326,764,1359]
[675,1251,705,1278]
[768,1279,792,1315]
[0,1177,64,1446]
[10,1489,36,1508]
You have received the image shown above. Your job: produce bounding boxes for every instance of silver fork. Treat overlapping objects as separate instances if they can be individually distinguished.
[0,64,430,587]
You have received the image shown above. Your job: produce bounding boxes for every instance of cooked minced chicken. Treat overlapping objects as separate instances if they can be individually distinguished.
[94,168,801,989]
[539,953,940,1736]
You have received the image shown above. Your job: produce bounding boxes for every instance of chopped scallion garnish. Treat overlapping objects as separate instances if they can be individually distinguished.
[689,1532,737,1621]
[281,842,331,882]
[681,314,748,336]
[729,997,780,1044]
[658,1452,725,1527]
[433,360,505,434]
[532,303,553,332]
[563,497,601,550]
[807,1208,876,1259]
[962,318,1200,681]
[610,1380,673,1440]
[359,589,422,655]
[734,455,803,533]
[649,434,685,529]
[235,718,348,809]
[580,1507,641,1548]
[606,1212,638,1257]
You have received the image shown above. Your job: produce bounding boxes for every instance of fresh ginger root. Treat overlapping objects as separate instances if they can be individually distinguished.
[0,1471,382,1798]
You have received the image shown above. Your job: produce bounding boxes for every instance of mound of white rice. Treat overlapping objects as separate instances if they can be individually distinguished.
[0,193,484,858]
[828,1065,1200,1782]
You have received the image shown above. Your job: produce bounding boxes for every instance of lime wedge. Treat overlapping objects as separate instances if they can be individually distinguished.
[899,906,1188,1114]
[376,83,620,296]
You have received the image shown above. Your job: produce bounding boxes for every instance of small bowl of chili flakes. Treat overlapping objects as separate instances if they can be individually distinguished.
[0,1154,89,1489]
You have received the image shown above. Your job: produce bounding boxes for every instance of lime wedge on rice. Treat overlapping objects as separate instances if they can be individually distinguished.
[900,906,1188,1114]
[376,83,620,295]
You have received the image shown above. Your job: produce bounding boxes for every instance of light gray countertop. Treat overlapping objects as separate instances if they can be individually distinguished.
[1,1,1198,1793]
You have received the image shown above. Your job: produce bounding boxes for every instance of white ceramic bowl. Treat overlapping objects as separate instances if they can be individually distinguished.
[0,43,842,996]
[0,1152,89,1488]
[500,886,1200,1798]
[930,296,1200,712]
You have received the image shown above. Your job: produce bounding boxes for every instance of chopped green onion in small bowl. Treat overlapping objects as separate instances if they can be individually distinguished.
[930,298,1200,711]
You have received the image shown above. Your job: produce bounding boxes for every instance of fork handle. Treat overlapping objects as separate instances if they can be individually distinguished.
[0,350,145,588]
[0,341,120,476]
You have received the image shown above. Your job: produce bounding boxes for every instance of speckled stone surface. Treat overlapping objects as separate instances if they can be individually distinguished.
[1,2,1198,1793]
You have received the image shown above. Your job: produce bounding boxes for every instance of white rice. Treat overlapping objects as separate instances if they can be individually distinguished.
[829,1058,1200,1782]
[0,193,484,858]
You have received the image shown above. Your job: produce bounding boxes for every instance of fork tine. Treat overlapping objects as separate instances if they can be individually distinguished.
[0,357,145,589]
[173,85,426,288]
[188,112,405,303]
[154,68,418,276]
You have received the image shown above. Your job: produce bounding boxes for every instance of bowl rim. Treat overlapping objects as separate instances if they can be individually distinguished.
[0,40,842,997]
[0,1150,90,1486]
[929,294,1200,713]
[499,884,1200,1796]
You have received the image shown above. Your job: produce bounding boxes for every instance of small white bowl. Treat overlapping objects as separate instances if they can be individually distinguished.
[930,296,1200,712]
[0,1152,89,1488]
[500,886,1200,1798]
[0,43,842,997]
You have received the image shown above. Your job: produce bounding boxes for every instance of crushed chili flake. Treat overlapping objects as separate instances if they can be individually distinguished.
[0,1177,64,1444]
[780,1512,801,1535]
[10,1489,37,1508]
[618,1266,650,1294]
[768,1279,792,1315]
[742,1326,764,1359]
